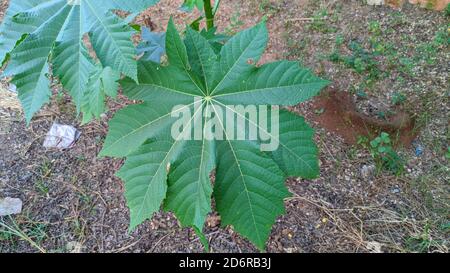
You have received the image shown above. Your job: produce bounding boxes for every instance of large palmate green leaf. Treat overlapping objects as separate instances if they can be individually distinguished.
[0,0,160,123]
[100,21,329,250]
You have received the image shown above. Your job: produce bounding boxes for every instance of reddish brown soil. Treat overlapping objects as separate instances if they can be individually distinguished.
[389,0,450,10]
[310,89,418,147]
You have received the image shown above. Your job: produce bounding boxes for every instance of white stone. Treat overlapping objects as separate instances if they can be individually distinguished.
[367,0,384,5]
[0,197,22,216]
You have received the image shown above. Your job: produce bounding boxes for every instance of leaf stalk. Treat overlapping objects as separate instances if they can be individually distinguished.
[203,0,214,30]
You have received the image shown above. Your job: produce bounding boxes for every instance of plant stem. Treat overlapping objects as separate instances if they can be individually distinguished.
[203,0,214,30]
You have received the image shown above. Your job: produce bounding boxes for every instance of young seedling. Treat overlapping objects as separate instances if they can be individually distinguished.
[369,132,404,176]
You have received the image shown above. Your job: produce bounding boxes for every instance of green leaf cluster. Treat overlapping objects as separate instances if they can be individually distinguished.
[0,0,160,123]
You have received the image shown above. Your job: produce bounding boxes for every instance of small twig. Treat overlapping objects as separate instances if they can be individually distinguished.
[112,239,142,253]
[147,233,171,253]
[286,17,326,22]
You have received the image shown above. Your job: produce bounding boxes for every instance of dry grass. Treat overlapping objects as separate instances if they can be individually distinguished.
[287,192,448,253]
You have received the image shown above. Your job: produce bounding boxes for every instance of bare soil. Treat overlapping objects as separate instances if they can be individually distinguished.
[0,0,449,253]
[309,89,417,146]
